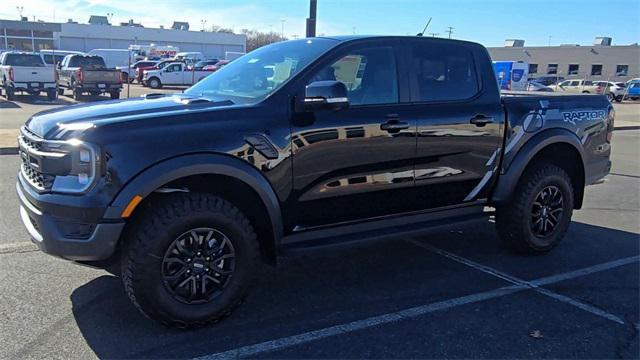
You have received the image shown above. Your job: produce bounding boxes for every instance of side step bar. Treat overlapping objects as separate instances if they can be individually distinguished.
[280,205,488,254]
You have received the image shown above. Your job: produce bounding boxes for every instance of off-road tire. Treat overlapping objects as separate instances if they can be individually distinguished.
[121,193,260,327]
[496,164,574,254]
[57,88,64,96]
[110,91,120,99]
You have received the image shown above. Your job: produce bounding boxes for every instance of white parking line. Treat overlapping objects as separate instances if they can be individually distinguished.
[193,285,525,360]
[193,247,637,359]
[407,239,635,325]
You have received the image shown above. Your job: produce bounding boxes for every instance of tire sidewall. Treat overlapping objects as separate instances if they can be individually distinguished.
[129,208,255,324]
[522,172,573,250]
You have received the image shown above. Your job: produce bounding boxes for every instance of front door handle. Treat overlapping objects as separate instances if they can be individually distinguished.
[470,115,494,127]
[381,120,410,132]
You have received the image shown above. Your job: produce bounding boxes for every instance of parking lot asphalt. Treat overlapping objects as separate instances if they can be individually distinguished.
[0,99,638,359]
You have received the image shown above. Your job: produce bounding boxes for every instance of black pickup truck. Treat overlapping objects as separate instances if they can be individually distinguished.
[17,36,613,327]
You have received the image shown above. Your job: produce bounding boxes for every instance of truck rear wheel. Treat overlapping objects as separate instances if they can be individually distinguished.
[496,164,574,254]
[110,91,120,99]
[121,193,260,327]
[73,89,82,100]
[5,86,15,100]
[46,89,57,101]
[57,88,64,96]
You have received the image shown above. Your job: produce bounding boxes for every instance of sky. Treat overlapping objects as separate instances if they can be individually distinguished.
[1,0,639,47]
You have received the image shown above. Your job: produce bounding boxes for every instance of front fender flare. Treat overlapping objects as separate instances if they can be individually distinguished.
[103,153,283,244]
[491,128,586,204]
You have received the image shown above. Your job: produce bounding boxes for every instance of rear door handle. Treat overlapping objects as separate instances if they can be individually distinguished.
[470,115,494,127]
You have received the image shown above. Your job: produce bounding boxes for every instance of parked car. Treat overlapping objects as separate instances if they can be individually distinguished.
[625,79,640,100]
[117,60,159,83]
[173,51,204,66]
[87,49,135,68]
[550,79,598,94]
[136,59,180,83]
[201,59,230,71]
[143,62,211,88]
[40,49,84,67]
[17,36,613,327]
[0,51,57,100]
[526,80,553,92]
[193,59,220,70]
[57,54,122,99]
[592,81,625,102]
[533,75,565,86]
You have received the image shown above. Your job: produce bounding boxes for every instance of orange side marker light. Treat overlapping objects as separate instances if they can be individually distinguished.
[121,195,143,218]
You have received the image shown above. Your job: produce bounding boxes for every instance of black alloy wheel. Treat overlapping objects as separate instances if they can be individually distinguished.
[162,227,236,304]
[530,185,563,237]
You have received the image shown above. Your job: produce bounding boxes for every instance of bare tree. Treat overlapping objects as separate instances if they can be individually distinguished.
[240,29,287,52]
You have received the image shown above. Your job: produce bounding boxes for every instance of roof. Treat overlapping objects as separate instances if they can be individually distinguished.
[316,35,482,47]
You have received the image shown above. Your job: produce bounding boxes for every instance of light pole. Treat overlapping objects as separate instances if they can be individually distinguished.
[445,26,454,39]
[106,12,113,25]
[16,6,24,20]
[429,32,439,37]
[201,19,207,32]
[548,35,552,47]
[281,18,286,38]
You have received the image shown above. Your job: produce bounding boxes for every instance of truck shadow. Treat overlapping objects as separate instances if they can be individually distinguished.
[69,220,639,359]
[0,98,21,108]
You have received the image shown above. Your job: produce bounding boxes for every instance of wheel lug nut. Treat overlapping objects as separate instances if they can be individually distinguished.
[196,275,200,279]
[186,258,191,262]
[186,269,191,274]
[197,252,201,256]
[205,257,210,261]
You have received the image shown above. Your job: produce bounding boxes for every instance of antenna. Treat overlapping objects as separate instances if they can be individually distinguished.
[417,17,432,36]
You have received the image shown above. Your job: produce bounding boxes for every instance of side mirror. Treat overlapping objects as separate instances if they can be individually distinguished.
[304,81,349,111]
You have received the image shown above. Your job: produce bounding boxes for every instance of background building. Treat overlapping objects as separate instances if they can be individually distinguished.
[1,18,246,59]
[488,37,640,82]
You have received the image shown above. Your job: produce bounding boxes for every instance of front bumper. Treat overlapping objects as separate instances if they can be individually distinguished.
[16,176,125,261]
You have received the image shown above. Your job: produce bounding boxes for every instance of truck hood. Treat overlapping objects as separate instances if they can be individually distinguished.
[26,94,234,139]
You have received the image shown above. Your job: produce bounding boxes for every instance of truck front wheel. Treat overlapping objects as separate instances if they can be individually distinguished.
[496,164,574,254]
[121,193,260,327]
[148,77,162,89]
[110,91,120,99]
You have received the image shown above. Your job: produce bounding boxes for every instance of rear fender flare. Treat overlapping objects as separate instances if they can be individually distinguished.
[491,128,586,204]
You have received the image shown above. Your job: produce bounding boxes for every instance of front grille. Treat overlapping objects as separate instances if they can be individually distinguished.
[19,127,56,191]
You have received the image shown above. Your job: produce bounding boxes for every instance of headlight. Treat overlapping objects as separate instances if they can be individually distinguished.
[50,139,100,194]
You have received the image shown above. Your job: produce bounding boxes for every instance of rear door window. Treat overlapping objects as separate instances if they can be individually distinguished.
[408,41,479,102]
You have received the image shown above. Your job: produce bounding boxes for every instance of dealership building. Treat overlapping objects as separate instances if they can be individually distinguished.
[0,18,246,59]
[488,37,640,82]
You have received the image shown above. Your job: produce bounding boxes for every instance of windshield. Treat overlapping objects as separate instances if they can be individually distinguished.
[185,38,337,104]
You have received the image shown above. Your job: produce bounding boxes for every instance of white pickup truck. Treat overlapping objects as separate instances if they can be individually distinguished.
[0,51,57,101]
[142,62,212,88]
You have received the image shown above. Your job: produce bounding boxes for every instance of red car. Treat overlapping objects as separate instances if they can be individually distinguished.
[202,59,230,72]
